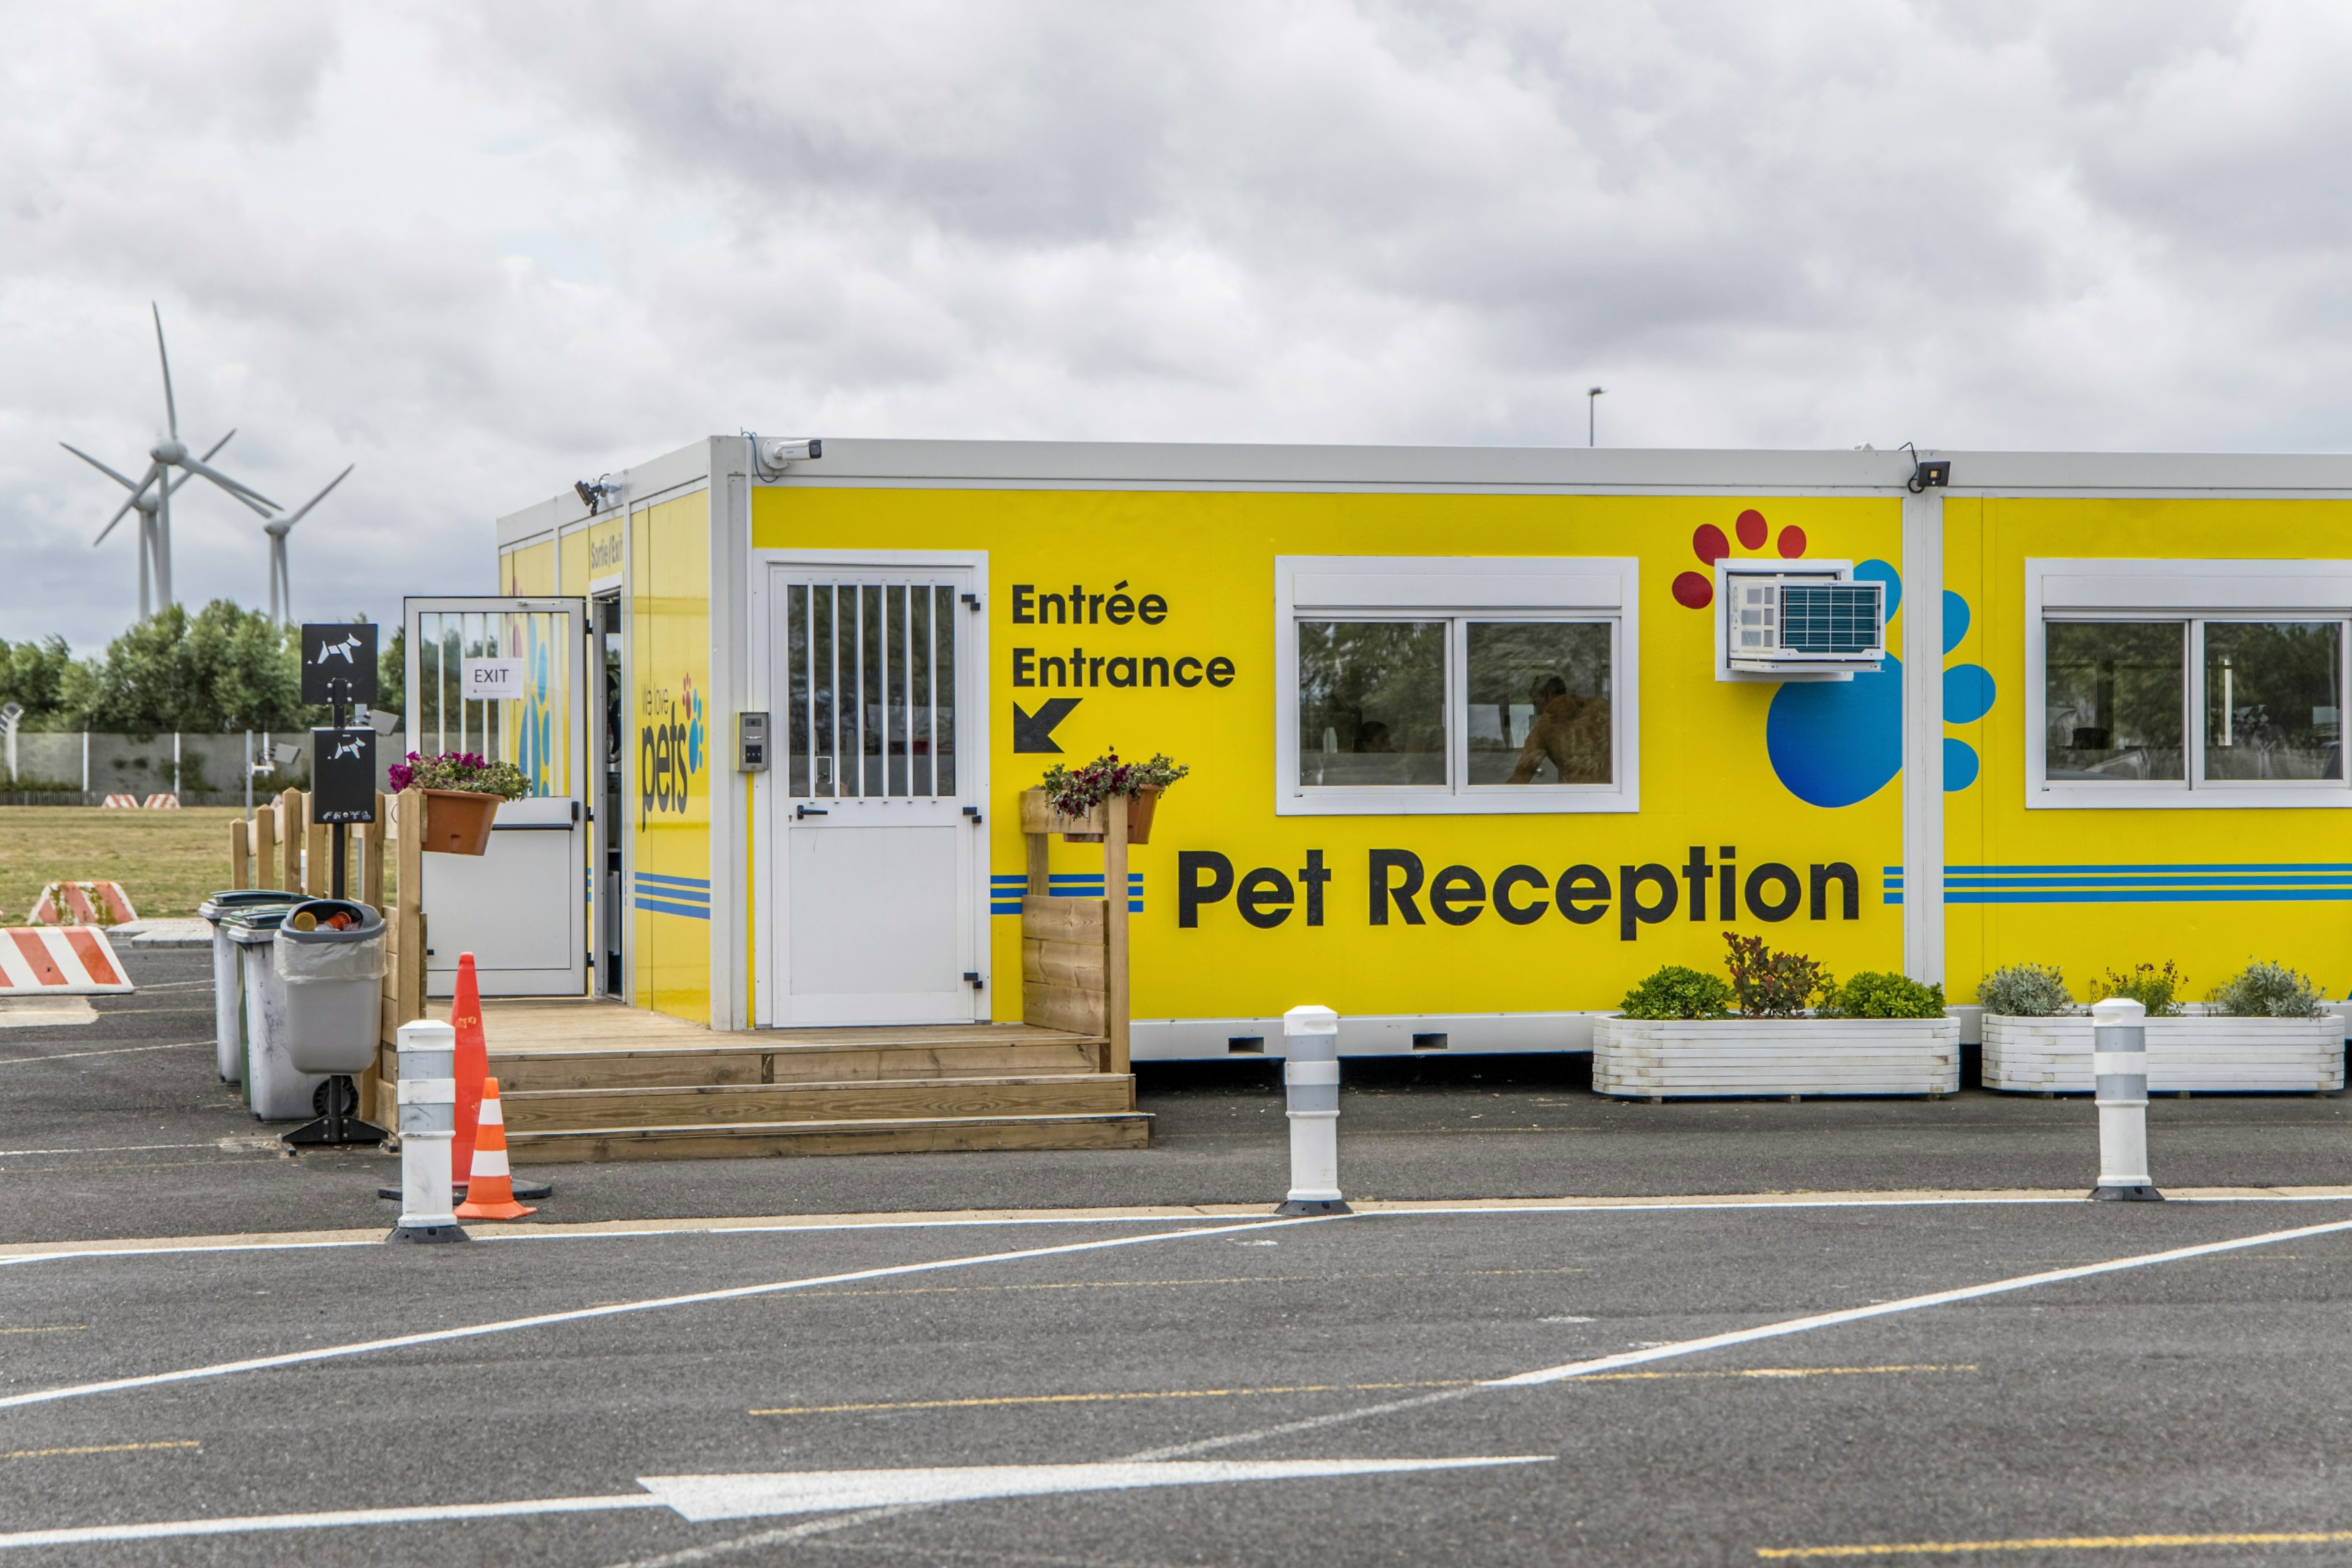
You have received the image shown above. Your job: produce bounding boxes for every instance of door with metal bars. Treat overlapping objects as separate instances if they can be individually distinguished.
[769,571,982,1025]
[404,595,588,997]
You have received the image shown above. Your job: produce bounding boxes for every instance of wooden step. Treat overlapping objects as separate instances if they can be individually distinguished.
[502,1074,1137,1133]
[386,1034,1107,1091]
[507,1112,1153,1164]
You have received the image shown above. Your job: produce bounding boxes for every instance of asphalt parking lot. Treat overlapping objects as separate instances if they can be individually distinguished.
[6,948,2352,1563]
[4,1199,2352,1563]
[5,948,2352,1245]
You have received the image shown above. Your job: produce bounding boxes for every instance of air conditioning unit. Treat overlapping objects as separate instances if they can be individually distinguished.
[1717,563,1885,680]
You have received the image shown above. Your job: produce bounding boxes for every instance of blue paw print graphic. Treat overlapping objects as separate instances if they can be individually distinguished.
[1763,561,1997,807]
[683,677,706,775]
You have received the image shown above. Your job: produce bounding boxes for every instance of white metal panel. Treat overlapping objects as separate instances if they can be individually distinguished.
[405,597,589,997]
[756,557,989,1028]
[1901,491,1945,987]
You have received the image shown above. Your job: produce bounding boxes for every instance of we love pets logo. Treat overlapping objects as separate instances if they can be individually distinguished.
[639,674,706,824]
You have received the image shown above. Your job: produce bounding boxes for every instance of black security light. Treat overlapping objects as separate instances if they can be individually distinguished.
[1900,442,1951,493]
[574,475,622,514]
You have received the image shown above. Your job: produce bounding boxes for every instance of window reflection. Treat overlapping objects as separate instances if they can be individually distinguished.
[2045,622,2184,781]
[1298,622,1446,786]
[1466,622,1611,785]
[2204,621,2343,782]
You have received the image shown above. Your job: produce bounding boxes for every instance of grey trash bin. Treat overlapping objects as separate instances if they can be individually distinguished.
[275,900,387,1076]
[224,907,323,1120]
[197,890,303,1084]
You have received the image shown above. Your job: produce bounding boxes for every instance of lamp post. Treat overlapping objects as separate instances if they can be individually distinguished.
[1587,386,1605,447]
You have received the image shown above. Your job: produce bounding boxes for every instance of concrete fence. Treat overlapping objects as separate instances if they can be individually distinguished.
[0,731,410,803]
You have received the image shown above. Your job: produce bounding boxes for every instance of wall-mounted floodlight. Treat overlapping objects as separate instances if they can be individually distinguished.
[573,475,623,515]
[1900,442,1951,492]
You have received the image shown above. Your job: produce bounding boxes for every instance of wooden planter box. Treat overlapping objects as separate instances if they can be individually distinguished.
[1017,786,1161,845]
[1593,1016,1959,1099]
[418,788,501,856]
[1982,1014,2345,1095]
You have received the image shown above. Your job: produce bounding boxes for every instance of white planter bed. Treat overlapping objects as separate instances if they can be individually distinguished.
[1982,1014,2345,1095]
[1593,1017,1959,1099]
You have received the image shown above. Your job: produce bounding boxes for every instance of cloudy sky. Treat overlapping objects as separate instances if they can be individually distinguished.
[2,1,2345,654]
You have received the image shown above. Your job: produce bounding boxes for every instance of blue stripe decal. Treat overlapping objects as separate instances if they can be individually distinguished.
[633,897,712,920]
[1950,889,2352,905]
[1950,862,2352,873]
[1878,861,2352,905]
[990,872,1145,916]
[634,872,711,890]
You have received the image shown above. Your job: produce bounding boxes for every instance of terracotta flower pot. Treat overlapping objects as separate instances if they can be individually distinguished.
[420,788,501,855]
[1125,785,1160,845]
[1058,787,1160,845]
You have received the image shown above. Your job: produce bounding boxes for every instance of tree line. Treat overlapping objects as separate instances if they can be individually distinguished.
[0,601,404,733]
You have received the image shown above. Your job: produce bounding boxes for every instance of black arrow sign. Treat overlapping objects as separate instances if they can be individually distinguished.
[1013,698,1081,753]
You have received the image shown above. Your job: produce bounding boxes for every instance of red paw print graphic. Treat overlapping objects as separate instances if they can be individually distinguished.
[1672,509,1806,609]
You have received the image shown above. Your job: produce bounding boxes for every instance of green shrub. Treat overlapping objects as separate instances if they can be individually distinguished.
[1977,963,2071,1017]
[1619,965,1735,1020]
[1722,932,1833,1019]
[2209,960,2328,1019]
[1828,971,1947,1019]
[2088,962,2184,1019]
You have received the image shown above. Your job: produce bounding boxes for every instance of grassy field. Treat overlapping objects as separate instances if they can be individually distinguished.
[0,807,398,920]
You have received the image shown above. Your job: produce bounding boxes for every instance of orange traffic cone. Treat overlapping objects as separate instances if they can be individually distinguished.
[450,952,488,1188]
[453,1077,535,1220]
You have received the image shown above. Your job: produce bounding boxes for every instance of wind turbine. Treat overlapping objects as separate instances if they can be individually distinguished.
[61,304,282,617]
[62,430,239,621]
[264,464,354,624]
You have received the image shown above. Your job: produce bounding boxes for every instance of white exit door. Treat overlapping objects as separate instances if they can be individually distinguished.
[764,569,984,1025]
[405,596,588,997]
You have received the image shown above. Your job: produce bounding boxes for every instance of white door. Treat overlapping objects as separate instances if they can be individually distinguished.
[405,596,588,997]
[768,571,982,1025]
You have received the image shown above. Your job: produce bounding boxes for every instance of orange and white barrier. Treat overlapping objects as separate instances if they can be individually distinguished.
[142,794,179,809]
[26,881,139,926]
[100,794,140,809]
[0,927,132,993]
[453,1077,535,1220]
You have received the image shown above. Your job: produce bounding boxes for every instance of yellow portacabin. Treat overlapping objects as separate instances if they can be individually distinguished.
[485,440,2352,1054]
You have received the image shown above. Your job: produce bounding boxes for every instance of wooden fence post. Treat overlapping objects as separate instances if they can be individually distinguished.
[1104,793,1130,1076]
[279,788,306,893]
[254,801,279,891]
[230,817,251,889]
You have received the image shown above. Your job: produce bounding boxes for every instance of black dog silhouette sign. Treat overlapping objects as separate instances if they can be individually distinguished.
[301,623,379,706]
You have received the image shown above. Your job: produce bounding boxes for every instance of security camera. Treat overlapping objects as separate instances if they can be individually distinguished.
[762,437,821,466]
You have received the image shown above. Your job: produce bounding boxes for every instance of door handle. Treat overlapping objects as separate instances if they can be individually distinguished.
[796,804,830,819]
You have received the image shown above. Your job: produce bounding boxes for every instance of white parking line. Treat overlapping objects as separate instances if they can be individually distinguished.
[0,1216,1325,1413]
[0,1041,202,1066]
[0,1458,1550,1552]
[1128,1212,2352,1462]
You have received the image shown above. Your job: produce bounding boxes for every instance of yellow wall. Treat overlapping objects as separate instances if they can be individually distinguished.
[755,487,1911,1019]
[560,526,590,597]
[1951,497,2352,1006]
[501,540,555,595]
[629,492,713,1022]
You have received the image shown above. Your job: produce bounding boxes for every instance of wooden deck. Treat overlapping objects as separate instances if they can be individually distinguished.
[422,996,1091,1056]
[383,998,1147,1163]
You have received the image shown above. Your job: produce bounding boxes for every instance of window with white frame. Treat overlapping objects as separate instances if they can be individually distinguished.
[1275,556,1638,815]
[2027,559,2352,807]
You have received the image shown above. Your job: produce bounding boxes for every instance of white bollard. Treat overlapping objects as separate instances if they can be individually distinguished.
[388,1020,471,1243]
[2089,997,2163,1202]
[1278,1004,1350,1216]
